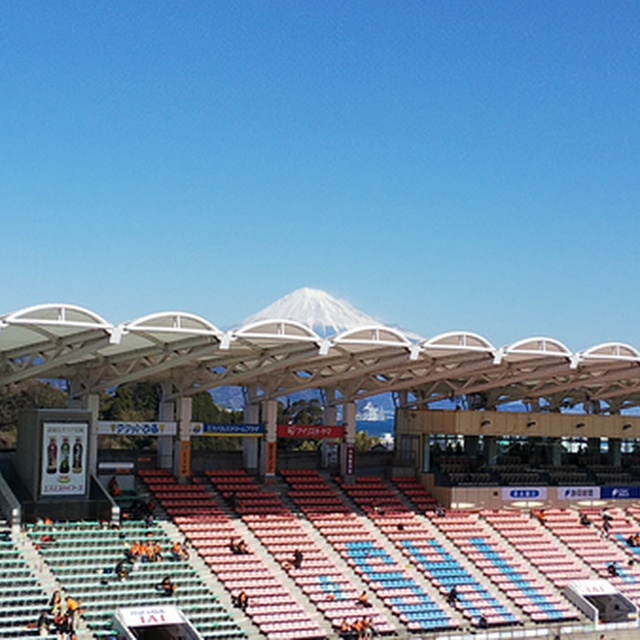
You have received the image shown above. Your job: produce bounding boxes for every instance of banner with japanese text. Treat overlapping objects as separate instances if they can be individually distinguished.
[277,424,344,439]
[97,421,177,436]
[190,423,264,437]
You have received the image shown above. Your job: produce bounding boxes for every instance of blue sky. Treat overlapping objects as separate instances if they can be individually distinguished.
[1,1,638,351]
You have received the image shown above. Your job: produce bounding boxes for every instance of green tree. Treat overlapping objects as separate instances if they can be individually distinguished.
[0,381,68,448]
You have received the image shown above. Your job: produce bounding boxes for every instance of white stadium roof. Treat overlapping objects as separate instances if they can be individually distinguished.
[1,290,640,411]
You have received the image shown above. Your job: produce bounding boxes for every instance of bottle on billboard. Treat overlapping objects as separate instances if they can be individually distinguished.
[59,437,70,474]
[47,438,58,474]
[72,438,83,474]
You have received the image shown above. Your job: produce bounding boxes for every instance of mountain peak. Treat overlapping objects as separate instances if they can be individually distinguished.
[243,288,381,336]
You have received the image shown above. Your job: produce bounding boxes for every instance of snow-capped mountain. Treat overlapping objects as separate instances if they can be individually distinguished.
[242,288,383,337]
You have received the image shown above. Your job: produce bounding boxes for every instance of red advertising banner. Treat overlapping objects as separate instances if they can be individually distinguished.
[277,425,344,439]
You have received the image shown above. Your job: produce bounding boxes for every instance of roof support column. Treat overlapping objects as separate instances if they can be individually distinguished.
[158,384,175,471]
[174,396,193,482]
[262,399,278,481]
[84,393,100,478]
[609,438,622,467]
[484,436,498,466]
[340,401,357,483]
[243,403,260,473]
[67,382,99,477]
[321,389,339,469]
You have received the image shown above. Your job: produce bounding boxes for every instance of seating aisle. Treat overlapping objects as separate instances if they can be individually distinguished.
[0,521,55,640]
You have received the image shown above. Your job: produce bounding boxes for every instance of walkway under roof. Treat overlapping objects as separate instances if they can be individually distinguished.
[1,303,640,412]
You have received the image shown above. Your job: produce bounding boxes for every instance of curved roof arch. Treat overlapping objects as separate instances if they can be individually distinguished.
[421,331,496,357]
[578,342,640,364]
[125,311,223,337]
[2,303,112,329]
[233,319,321,343]
[0,303,115,386]
[333,325,412,348]
[503,336,573,362]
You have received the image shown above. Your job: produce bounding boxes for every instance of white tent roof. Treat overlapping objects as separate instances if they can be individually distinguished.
[1,299,640,410]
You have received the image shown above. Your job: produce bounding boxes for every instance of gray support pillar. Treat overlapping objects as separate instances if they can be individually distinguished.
[422,435,431,473]
[67,382,99,477]
[587,437,601,464]
[84,393,100,478]
[465,435,479,461]
[550,438,562,466]
[609,438,622,467]
[262,399,278,480]
[341,402,357,481]
[243,402,260,472]
[484,436,498,466]
[174,397,192,480]
[158,391,175,471]
[322,389,339,469]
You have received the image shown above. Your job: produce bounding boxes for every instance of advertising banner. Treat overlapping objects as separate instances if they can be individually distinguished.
[190,423,264,437]
[266,441,277,475]
[179,441,191,477]
[345,444,356,476]
[600,486,640,500]
[277,424,344,439]
[41,422,88,497]
[97,421,177,436]
[501,487,548,501]
[557,486,601,501]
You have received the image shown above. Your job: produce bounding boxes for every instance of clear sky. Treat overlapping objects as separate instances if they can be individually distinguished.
[1,1,638,351]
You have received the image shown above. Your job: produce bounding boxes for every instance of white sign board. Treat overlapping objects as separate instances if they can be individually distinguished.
[567,579,618,596]
[557,486,601,501]
[41,422,88,496]
[119,606,184,628]
[97,421,177,436]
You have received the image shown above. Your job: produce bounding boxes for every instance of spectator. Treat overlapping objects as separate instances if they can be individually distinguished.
[607,562,618,577]
[35,610,52,636]
[232,590,248,611]
[293,548,303,569]
[115,559,130,581]
[356,591,372,608]
[171,541,189,561]
[156,575,177,596]
[447,586,458,605]
[49,590,63,616]
[107,476,122,497]
[339,618,352,639]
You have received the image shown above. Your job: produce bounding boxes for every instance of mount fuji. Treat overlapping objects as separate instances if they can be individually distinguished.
[242,288,383,337]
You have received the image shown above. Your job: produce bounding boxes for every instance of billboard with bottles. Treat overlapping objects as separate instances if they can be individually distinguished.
[41,422,88,496]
